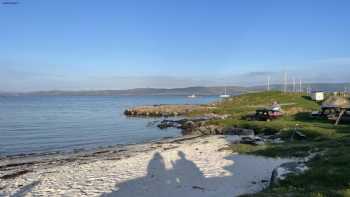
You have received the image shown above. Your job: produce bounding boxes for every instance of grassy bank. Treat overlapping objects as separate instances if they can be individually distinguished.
[207,91,350,196]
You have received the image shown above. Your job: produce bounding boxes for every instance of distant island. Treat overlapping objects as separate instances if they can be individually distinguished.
[1,83,349,96]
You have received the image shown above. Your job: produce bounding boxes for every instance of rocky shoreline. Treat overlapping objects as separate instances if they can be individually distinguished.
[0,101,313,196]
[155,113,290,146]
[0,135,295,197]
[0,123,311,197]
[124,104,216,117]
[153,112,313,187]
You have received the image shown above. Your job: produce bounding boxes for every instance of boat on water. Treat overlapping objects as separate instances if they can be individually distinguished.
[188,94,197,98]
[219,88,230,98]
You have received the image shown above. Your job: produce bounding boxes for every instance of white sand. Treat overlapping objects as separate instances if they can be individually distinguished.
[1,136,291,197]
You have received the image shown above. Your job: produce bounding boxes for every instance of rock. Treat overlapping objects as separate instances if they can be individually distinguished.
[157,120,182,129]
[223,127,255,136]
[193,126,206,135]
[240,136,265,145]
[198,121,206,127]
[124,109,132,115]
[208,125,216,134]
[193,125,223,135]
[270,162,309,186]
[181,121,196,129]
[225,135,241,144]
[268,138,285,144]
[290,130,307,141]
[153,113,230,135]
[124,105,210,117]
[155,114,227,135]
[295,131,307,139]
[260,135,285,144]
[192,185,205,191]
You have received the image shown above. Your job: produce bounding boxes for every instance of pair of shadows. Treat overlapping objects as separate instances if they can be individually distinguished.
[5,180,40,197]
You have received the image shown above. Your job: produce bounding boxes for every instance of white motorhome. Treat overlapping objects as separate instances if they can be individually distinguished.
[311,91,325,101]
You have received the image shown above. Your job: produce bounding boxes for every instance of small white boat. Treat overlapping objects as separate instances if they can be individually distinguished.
[219,88,230,98]
[188,94,197,98]
[220,94,230,98]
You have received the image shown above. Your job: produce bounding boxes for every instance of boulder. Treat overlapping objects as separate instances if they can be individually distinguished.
[290,130,307,141]
[240,136,265,145]
[270,162,309,186]
[193,125,223,135]
[157,120,182,129]
[181,121,196,129]
[225,135,241,144]
[261,135,285,144]
[223,127,255,136]
[208,125,223,135]
[268,138,285,144]
[295,131,307,139]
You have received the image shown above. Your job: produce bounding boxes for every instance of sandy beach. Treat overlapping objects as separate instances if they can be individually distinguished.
[0,135,292,197]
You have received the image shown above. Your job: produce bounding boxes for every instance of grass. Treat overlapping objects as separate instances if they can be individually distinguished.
[240,136,350,196]
[212,91,319,117]
[203,91,350,196]
[207,91,346,139]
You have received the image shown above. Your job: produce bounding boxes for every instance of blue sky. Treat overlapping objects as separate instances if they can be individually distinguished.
[1,0,350,91]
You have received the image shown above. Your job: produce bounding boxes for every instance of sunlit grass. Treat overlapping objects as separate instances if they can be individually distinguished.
[202,91,350,196]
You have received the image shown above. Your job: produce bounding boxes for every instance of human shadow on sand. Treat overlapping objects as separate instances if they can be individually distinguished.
[10,180,41,197]
[101,151,289,197]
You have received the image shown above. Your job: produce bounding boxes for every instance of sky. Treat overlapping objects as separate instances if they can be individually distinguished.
[1,0,350,91]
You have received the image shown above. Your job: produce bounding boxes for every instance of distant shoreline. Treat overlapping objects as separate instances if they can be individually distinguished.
[1,82,350,96]
[0,86,246,96]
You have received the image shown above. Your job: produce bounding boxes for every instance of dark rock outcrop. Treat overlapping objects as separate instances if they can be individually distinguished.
[192,125,224,135]
[156,114,230,135]
[222,127,255,136]
[270,161,309,186]
[240,136,265,145]
[124,105,212,117]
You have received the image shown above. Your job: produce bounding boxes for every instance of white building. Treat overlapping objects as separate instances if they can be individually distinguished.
[311,91,325,101]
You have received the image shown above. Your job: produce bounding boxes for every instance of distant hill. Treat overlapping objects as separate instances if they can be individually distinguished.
[0,86,247,96]
[1,83,349,96]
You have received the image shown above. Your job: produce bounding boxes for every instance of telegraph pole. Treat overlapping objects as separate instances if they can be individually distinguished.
[284,72,288,93]
[293,77,296,92]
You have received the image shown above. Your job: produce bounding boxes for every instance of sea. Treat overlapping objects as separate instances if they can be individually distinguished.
[0,95,218,156]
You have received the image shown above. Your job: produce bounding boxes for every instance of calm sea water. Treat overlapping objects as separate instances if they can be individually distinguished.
[0,96,218,156]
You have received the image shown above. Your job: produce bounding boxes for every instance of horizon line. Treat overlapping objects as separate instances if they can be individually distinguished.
[1,82,350,94]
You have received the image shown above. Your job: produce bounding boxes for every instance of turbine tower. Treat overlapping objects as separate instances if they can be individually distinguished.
[293,77,296,92]
[284,72,288,93]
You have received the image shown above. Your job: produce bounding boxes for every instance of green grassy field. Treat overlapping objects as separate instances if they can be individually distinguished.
[207,91,350,196]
